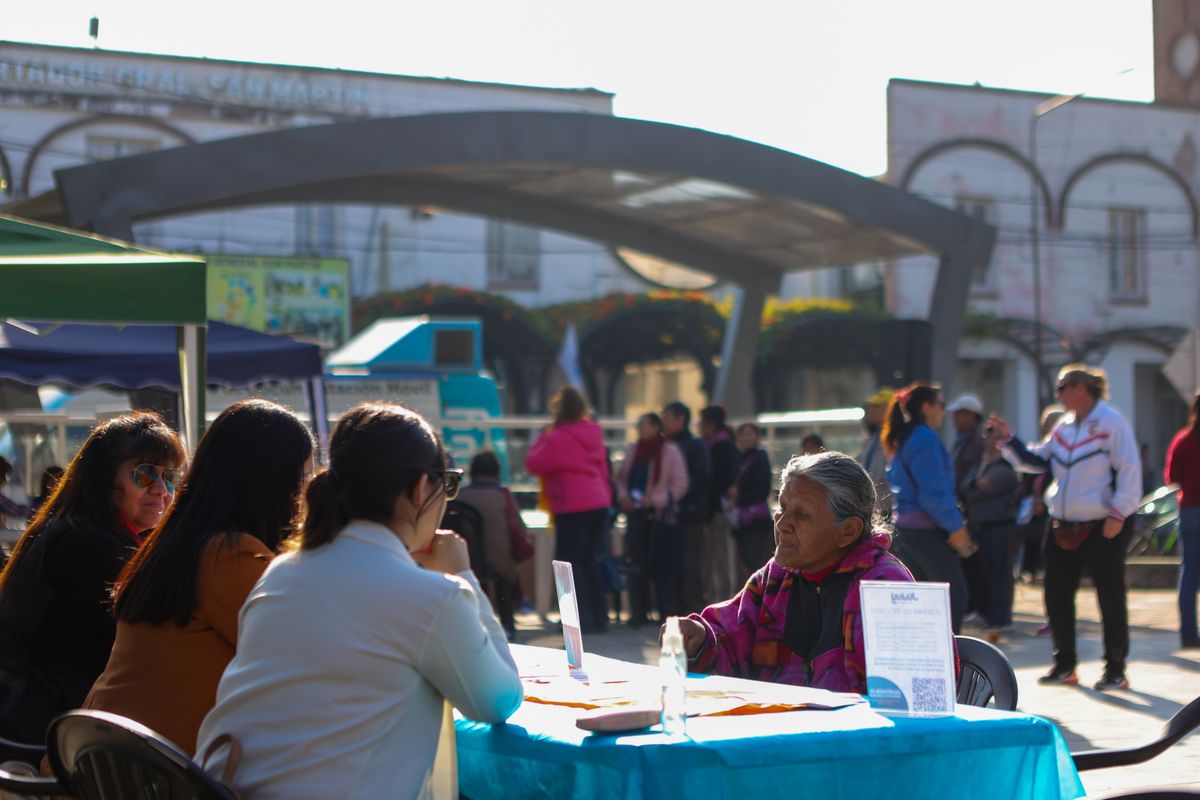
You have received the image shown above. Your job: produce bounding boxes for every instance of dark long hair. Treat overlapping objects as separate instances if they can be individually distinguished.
[881,382,942,457]
[298,403,446,551]
[1190,391,1200,437]
[0,412,184,592]
[113,400,314,626]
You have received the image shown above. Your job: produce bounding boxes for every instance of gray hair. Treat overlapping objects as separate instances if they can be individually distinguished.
[779,450,884,539]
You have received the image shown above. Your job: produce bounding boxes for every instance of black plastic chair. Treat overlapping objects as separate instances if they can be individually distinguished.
[46,710,235,800]
[1072,695,1200,772]
[0,736,44,767]
[0,763,62,799]
[954,635,1019,711]
[442,500,489,577]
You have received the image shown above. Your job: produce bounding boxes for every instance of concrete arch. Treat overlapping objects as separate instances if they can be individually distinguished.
[900,137,1054,226]
[1058,153,1200,239]
[49,111,994,414]
[21,114,196,198]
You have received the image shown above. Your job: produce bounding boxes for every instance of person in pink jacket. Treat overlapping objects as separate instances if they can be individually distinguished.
[616,413,689,624]
[525,387,613,633]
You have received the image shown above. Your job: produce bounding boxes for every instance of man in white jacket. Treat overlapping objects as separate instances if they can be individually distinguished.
[990,364,1142,691]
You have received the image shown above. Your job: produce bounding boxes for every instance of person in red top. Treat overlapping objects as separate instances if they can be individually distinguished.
[525,386,613,633]
[1165,390,1200,649]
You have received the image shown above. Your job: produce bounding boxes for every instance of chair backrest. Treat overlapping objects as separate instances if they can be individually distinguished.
[46,710,235,800]
[442,500,488,575]
[1074,694,1200,772]
[954,635,1019,711]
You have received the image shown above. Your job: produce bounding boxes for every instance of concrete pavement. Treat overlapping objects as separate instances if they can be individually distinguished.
[513,583,1199,797]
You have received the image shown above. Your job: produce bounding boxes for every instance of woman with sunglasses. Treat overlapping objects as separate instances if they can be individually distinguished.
[882,382,972,633]
[198,403,520,799]
[0,412,184,743]
[82,400,314,754]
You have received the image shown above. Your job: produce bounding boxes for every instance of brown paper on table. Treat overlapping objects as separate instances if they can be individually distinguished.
[520,675,861,717]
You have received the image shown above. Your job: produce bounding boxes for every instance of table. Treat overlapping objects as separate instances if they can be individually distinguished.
[455,645,1085,800]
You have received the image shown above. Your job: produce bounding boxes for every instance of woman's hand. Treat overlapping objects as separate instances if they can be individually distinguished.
[987,413,1011,442]
[659,617,707,659]
[947,527,976,557]
[412,530,471,575]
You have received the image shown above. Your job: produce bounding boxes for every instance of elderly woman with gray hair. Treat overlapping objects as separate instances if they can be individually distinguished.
[673,451,915,692]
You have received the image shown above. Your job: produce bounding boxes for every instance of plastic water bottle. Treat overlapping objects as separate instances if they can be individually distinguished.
[660,616,687,736]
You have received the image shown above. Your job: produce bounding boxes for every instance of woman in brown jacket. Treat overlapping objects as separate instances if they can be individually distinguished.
[83,399,314,754]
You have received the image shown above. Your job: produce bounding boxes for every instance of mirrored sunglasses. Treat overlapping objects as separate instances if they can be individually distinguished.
[440,468,464,501]
[130,463,182,494]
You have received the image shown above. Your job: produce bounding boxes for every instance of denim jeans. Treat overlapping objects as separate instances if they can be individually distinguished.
[1179,507,1200,643]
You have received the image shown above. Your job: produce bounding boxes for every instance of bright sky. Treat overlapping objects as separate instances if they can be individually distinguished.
[8,0,1154,176]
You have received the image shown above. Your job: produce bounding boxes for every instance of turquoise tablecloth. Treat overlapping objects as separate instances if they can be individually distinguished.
[455,645,1084,800]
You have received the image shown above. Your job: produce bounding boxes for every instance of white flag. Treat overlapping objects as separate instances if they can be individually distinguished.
[557,323,584,392]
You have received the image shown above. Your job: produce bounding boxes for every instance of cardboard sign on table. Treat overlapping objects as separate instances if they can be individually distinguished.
[859,580,957,715]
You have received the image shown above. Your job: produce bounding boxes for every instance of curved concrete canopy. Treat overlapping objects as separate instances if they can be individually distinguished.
[50,111,995,412]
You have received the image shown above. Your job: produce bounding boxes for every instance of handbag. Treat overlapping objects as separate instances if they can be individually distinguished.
[501,487,535,562]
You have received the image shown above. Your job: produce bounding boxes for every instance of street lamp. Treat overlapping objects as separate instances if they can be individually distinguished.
[1028,92,1082,409]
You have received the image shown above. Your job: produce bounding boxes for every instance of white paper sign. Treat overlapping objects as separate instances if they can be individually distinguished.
[552,560,585,670]
[859,580,957,716]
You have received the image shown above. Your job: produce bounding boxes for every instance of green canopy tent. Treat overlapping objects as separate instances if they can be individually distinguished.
[0,214,208,448]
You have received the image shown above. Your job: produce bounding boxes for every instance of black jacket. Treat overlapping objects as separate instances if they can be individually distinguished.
[671,430,711,525]
[0,516,138,741]
[707,433,742,516]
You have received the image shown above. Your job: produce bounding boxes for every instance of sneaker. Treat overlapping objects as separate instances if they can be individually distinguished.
[1182,637,1200,650]
[1093,673,1130,691]
[1038,667,1079,685]
[1036,623,1052,637]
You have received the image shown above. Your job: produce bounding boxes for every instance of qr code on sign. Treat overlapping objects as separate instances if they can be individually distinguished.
[911,677,949,713]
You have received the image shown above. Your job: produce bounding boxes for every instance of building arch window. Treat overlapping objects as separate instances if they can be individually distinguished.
[900,138,1053,226]
[1108,207,1147,302]
[20,114,194,198]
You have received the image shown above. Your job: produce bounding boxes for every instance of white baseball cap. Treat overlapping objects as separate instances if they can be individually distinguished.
[947,394,984,416]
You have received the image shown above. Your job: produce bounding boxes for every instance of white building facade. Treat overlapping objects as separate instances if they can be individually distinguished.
[886,77,1199,467]
[0,41,650,308]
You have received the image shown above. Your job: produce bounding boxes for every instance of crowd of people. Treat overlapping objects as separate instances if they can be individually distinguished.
[526,388,782,631]
[0,364,1196,794]
[865,363,1200,693]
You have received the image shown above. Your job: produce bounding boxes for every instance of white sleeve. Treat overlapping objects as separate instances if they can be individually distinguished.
[1108,414,1143,521]
[417,572,523,723]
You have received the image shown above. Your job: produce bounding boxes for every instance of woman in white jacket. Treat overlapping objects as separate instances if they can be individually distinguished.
[616,413,689,625]
[197,403,522,799]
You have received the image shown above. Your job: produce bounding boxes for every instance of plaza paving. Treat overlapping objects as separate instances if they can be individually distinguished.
[514,583,1200,797]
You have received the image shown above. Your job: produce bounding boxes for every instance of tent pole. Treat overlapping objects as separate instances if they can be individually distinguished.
[307,377,330,463]
[177,324,206,452]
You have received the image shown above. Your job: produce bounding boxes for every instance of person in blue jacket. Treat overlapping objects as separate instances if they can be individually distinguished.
[883,382,975,633]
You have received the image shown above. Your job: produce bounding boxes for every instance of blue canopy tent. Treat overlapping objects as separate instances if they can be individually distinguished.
[0,320,328,450]
[0,320,322,390]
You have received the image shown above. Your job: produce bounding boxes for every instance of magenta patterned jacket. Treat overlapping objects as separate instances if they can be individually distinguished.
[686,532,915,694]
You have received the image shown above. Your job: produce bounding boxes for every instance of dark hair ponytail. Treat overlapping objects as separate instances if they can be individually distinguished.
[881,382,942,457]
[297,403,446,550]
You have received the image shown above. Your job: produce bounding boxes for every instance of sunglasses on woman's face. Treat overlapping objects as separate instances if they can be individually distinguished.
[439,468,464,501]
[130,463,182,494]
